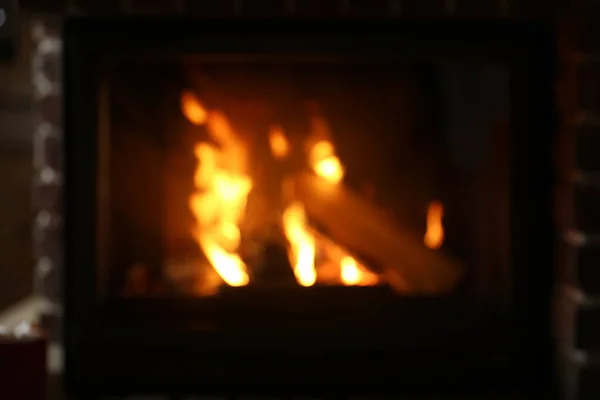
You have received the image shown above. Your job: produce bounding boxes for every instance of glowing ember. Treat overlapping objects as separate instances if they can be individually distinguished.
[269,125,291,160]
[181,90,251,288]
[424,200,444,250]
[282,202,317,287]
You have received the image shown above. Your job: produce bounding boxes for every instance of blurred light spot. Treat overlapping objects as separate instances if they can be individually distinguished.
[36,210,52,227]
[37,257,53,276]
[0,9,6,28]
[40,167,56,184]
[14,321,33,338]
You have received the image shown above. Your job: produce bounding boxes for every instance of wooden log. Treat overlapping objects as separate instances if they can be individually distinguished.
[293,173,463,294]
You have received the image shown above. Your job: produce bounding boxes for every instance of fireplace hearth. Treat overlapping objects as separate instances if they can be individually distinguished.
[63,18,556,398]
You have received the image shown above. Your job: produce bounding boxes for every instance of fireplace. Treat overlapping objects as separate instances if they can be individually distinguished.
[63,18,557,398]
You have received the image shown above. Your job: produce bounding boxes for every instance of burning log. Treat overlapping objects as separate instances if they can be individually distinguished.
[309,227,381,287]
[293,173,463,294]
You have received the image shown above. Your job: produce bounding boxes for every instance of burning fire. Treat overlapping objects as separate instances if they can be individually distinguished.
[280,136,374,287]
[182,91,251,287]
[279,134,348,287]
[180,89,445,291]
[424,200,444,250]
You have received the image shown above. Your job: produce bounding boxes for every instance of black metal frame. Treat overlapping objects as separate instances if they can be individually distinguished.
[63,18,557,398]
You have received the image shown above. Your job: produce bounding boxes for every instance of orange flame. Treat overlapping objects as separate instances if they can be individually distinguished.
[181,91,251,287]
[282,202,316,287]
[424,200,444,250]
[309,140,345,184]
[180,91,382,290]
[269,125,290,160]
[181,90,208,125]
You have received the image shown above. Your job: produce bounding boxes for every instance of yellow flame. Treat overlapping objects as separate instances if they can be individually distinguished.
[182,90,251,288]
[282,202,316,287]
[193,234,249,287]
[269,125,291,160]
[309,140,344,184]
[424,200,444,250]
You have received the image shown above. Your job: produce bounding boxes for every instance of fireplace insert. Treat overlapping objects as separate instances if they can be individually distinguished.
[63,18,557,398]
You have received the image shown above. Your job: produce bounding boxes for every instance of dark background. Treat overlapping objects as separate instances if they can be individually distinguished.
[0,13,34,312]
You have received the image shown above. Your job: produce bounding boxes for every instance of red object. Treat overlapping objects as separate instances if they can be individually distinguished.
[0,335,47,400]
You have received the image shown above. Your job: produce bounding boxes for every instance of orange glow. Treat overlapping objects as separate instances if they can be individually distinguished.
[340,256,361,285]
[309,140,334,165]
[180,90,208,125]
[424,201,444,250]
[308,140,345,184]
[269,125,290,160]
[282,202,316,287]
[182,90,251,287]
[340,256,379,286]
[314,157,344,183]
[178,90,385,291]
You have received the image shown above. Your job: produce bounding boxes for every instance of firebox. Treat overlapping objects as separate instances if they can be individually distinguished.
[64,18,557,398]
